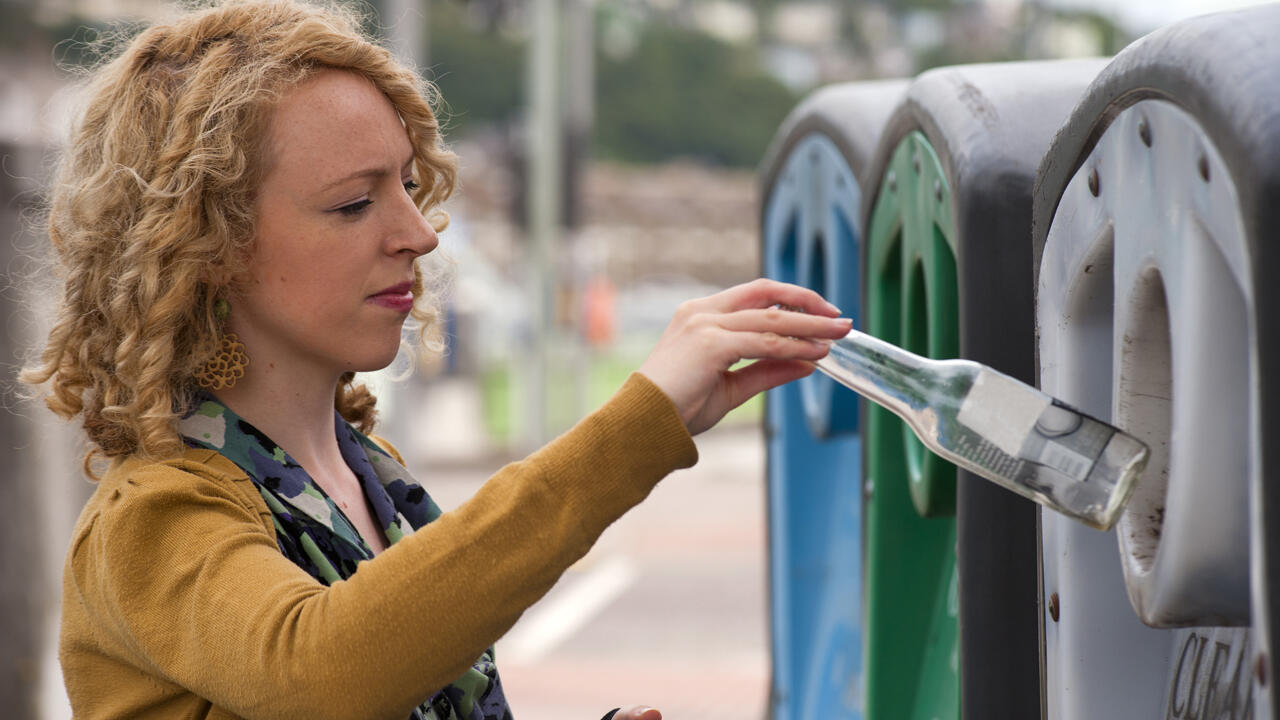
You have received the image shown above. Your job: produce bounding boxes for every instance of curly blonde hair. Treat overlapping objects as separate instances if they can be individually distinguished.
[21,0,457,468]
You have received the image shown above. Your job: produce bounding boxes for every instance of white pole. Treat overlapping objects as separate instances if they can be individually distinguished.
[526,0,562,449]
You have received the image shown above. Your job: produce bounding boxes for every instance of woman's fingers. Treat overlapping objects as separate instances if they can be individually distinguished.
[679,358,816,435]
[688,277,841,317]
[729,331,832,363]
[638,278,847,436]
[612,706,662,720]
[714,306,852,340]
[708,309,850,364]
[726,358,816,402]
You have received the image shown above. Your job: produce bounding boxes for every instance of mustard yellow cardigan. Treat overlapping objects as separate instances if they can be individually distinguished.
[59,374,698,720]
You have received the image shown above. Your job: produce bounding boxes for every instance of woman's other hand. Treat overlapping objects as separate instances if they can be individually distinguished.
[603,706,662,720]
[638,278,852,436]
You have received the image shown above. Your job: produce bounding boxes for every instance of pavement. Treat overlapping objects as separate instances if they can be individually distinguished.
[421,426,772,720]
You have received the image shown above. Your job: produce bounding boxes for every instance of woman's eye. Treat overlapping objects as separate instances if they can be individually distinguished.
[333,181,416,217]
[336,199,373,217]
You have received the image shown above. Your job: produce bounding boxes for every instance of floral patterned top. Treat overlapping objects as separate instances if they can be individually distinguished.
[179,395,513,720]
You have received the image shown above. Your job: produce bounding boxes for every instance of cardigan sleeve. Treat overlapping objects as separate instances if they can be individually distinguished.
[64,373,697,720]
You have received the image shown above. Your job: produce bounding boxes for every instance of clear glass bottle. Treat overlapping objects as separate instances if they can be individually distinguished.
[815,328,1148,529]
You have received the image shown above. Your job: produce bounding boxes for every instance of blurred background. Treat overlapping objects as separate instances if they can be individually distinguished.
[0,0,1267,717]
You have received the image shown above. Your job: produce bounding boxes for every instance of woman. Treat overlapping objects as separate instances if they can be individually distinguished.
[22,2,851,719]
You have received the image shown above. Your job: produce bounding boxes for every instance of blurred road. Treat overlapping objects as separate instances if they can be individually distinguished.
[422,427,771,720]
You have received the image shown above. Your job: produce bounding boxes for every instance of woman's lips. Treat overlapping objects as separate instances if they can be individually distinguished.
[368,282,415,313]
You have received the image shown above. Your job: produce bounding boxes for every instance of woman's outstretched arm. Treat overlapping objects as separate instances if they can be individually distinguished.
[61,280,846,720]
[65,375,694,720]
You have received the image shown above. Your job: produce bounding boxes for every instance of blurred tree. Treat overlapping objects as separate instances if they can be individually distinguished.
[1065,9,1130,55]
[913,4,1131,71]
[425,2,797,168]
[425,1,525,136]
[0,1,34,49]
[594,21,798,166]
[1,1,111,69]
[893,0,955,10]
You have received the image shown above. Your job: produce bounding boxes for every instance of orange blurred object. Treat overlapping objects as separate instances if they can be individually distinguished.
[582,275,617,347]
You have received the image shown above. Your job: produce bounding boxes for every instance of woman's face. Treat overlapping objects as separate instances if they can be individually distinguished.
[230,69,437,381]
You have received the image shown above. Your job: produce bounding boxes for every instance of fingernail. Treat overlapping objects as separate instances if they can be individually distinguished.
[824,300,841,314]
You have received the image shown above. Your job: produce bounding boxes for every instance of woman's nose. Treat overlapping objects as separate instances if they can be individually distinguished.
[388,193,438,257]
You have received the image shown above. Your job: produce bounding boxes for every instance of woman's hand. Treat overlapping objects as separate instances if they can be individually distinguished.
[638,278,852,436]
[604,706,662,720]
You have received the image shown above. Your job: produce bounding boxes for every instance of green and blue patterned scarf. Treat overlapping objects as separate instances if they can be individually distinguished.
[180,395,513,720]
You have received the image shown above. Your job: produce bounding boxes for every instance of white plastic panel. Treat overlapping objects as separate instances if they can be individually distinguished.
[1038,99,1264,718]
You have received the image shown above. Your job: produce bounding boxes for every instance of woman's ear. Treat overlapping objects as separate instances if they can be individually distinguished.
[203,242,254,288]
[202,262,236,288]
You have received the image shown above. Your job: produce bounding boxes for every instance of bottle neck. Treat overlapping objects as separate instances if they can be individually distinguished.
[816,329,941,414]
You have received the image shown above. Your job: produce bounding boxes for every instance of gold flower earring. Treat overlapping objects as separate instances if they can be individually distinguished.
[195,298,249,391]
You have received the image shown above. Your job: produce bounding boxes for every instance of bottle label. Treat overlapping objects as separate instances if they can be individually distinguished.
[957,368,1051,456]
[1021,404,1114,482]
[957,368,1115,484]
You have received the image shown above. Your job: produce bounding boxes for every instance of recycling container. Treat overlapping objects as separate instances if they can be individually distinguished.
[1032,6,1280,718]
